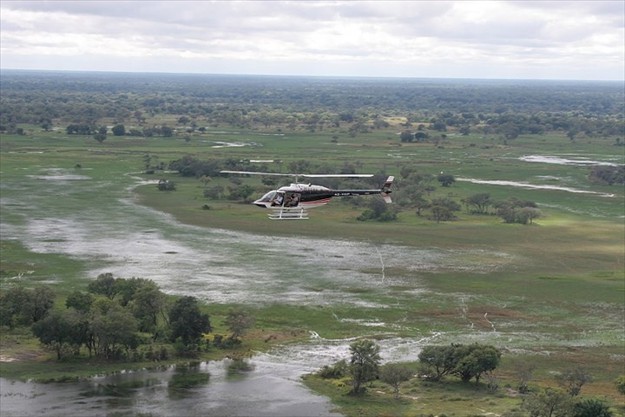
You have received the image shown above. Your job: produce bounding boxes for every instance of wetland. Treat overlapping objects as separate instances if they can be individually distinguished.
[0,71,623,416]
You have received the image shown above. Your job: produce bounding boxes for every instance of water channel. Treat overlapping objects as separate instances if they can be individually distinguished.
[1,165,481,416]
[4,158,575,416]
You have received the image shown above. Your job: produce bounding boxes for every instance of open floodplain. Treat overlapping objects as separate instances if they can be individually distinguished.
[0,77,624,416]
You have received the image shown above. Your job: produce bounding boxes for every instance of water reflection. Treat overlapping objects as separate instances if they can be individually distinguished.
[167,362,210,399]
[0,359,342,417]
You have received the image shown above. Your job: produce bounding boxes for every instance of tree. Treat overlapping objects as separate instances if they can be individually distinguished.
[453,344,501,384]
[66,124,92,135]
[228,184,255,202]
[572,399,613,417]
[523,388,574,417]
[556,367,592,397]
[157,179,176,191]
[379,363,413,399]
[464,193,492,214]
[615,375,625,395]
[317,359,348,379]
[65,291,94,313]
[348,339,381,395]
[161,126,174,137]
[88,273,118,299]
[25,286,55,324]
[169,296,211,348]
[431,119,447,132]
[400,130,414,143]
[114,277,157,307]
[143,153,152,171]
[429,197,461,223]
[589,166,625,185]
[31,310,73,359]
[418,345,459,381]
[91,303,138,359]
[93,126,107,143]
[0,288,20,327]
[496,198,540,225]
[437,173,455,187]
[357,198,397,222]
[0,286,54,327]
[111,124,126,136]
[224,309,255,342]
[419,343,501,384]
[130,285,167,334]
[517,207,542,225]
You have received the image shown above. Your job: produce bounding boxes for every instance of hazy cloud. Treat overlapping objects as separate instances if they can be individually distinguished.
[1,0,623,80]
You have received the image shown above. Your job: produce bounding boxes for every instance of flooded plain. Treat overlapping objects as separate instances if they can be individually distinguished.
[1,169,513,307]
[1,158,622,416]
[0,167,517,416]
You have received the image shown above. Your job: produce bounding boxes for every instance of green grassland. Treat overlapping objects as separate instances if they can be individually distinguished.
[1,126,624,415]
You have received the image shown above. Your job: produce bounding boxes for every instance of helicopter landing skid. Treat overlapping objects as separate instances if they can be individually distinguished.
[268,207,309,220]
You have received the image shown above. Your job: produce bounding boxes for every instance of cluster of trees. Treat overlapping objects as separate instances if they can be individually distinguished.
[418,343,501,384]
[0,275,254,360]
[317,340,502,395]
[161,156,545,225]
[356,199,398,222]
[516,365,617,417]
[65,123,175,143]
[1,72,623,141]
[462,193,542,224]
[66,124,108,142]
[316,339,385,395]
[157,179,176,191]
[495,198,542,225]
[400,111,624,143]
[315,340,621,416]
[392,168,541,224]
[0,285,55,328]
[589,165,625,185]
[55,110,625,145]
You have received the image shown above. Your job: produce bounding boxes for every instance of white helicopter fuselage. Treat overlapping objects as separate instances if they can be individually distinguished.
[253,177,394,209]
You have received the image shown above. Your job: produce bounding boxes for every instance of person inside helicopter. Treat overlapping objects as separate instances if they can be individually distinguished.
[285,193,300,207]
[272,192,284,206]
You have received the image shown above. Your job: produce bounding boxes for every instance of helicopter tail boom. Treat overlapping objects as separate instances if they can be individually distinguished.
[331,175,394,202]
[382,176,394,203]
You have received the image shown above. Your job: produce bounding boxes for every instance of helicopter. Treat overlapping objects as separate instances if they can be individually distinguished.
[220,170,394,220]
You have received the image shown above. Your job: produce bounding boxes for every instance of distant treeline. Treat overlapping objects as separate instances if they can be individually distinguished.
[1,70,623,139]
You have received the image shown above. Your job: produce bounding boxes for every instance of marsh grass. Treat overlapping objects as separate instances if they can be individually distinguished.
[1,129,623,413]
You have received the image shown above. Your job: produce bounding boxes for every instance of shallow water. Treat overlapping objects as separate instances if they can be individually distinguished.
[2,169,511,307]
[4,164,620,415]
[456,177,615,198]
[0,356,342,417]
[0,167,517,415]
[519,154,623,166]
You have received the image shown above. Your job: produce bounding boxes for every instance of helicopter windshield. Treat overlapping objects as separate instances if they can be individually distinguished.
[257,190,277,202]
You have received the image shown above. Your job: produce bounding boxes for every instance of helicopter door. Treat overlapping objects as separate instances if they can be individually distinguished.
[285,192,301,207]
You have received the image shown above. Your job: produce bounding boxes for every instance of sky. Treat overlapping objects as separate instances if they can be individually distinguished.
[1,1,623,81]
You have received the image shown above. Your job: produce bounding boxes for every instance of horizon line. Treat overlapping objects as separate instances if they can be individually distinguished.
[1,67,623,84]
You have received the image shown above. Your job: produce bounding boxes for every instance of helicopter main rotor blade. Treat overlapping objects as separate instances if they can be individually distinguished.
[302,174,373,178]
[220,170,373,178]
[220,170,293,176]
